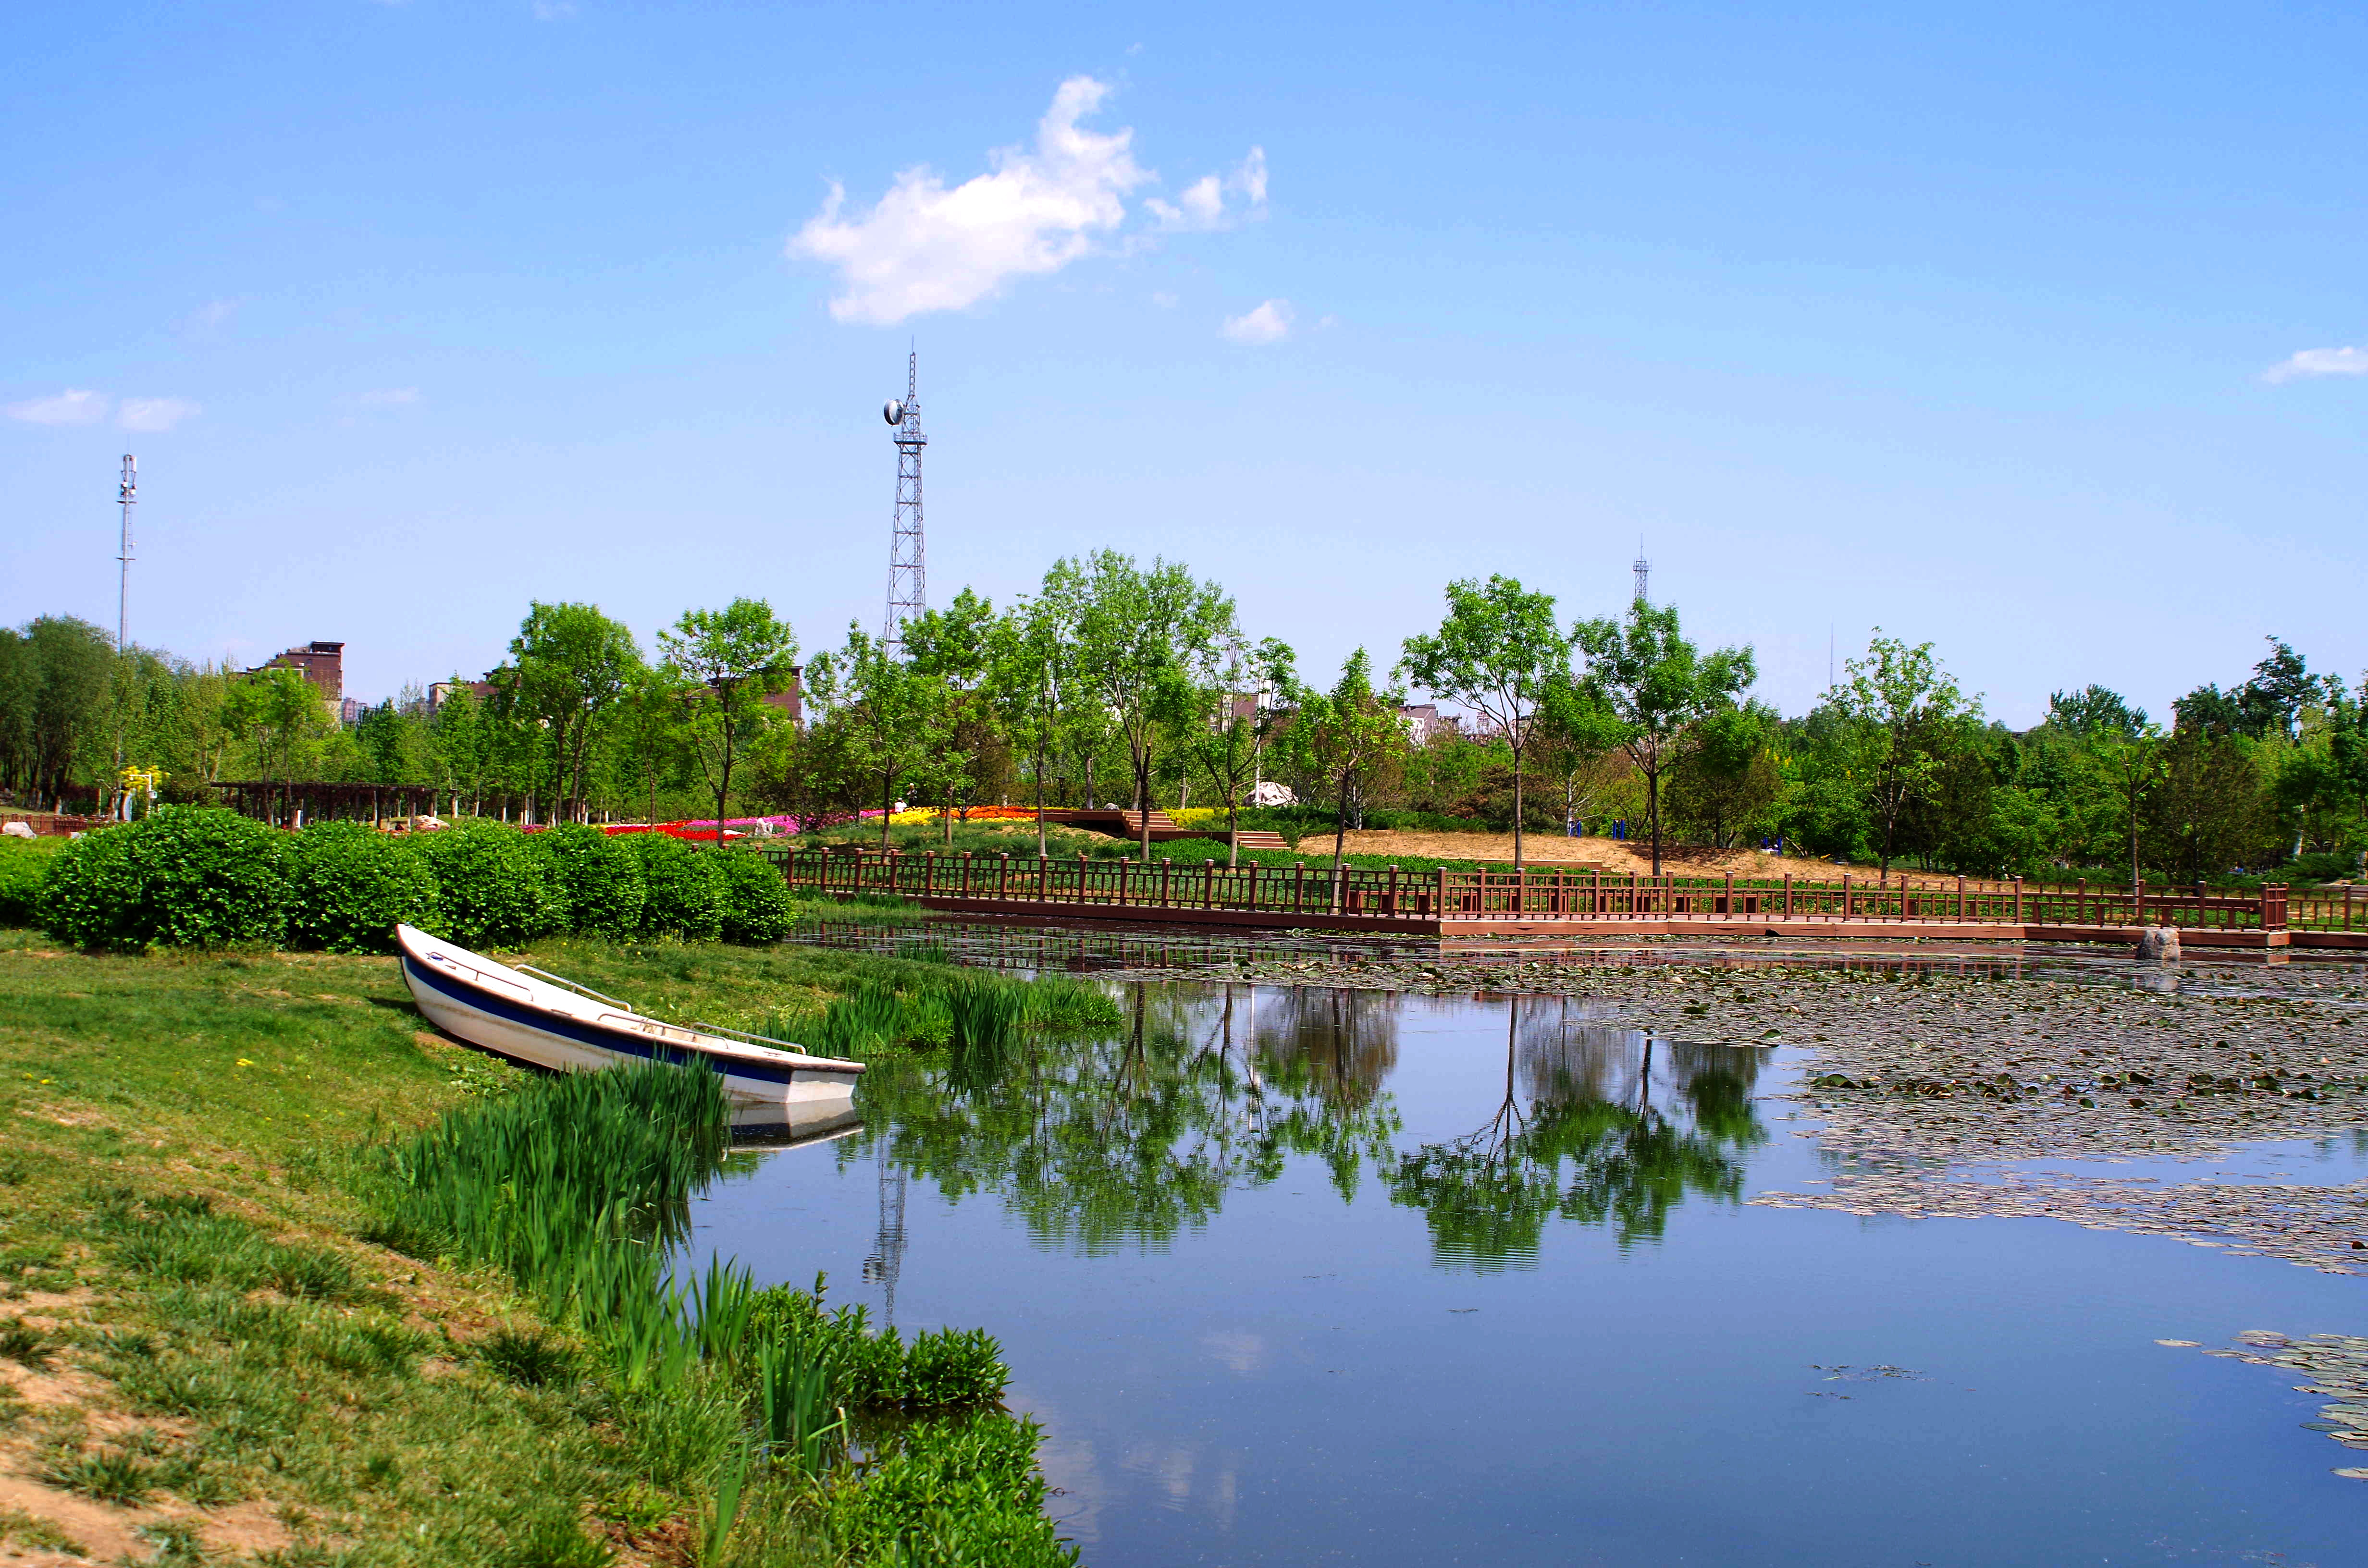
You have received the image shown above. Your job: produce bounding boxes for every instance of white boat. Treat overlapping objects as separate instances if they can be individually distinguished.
[395,923,865,1110]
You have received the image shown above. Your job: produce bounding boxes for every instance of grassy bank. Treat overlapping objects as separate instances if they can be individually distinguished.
[0,927,1101,1564]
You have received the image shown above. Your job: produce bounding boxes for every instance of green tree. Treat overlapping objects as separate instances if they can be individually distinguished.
[1827,632,1976,875]
[1279,649,1410,874]
[903,588,999,844]
[1057,551,1236,858]
[1178,633,1297,865]
[223,665,329,823]
[0,617,115,809]
[2147,723,2271,880]
[1533,674,1631,837]
[806,624,955,850]
[658,599,797,839]
[605,663,696,826]
[1666,700,1781,849]
[1572,600,1756,874]
[1397,576,1571,867]
[985,590,1077,858]
[497,601,643,823]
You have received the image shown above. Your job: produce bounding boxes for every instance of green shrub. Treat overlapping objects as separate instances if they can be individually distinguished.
[631,833,722,941]
[284,822,439,954]
[37,808,289,950]
[532,823,647,939]
[0,837,64,925]
[417,822,557,949]
[713,847,794,943]
[819,1412,1074,1568]
[902,1326,1010,1409]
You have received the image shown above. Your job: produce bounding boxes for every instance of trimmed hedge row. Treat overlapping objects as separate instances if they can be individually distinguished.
[19,807,796,954]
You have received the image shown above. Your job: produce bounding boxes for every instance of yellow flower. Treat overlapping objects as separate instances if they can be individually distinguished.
[236,1058,255,1067]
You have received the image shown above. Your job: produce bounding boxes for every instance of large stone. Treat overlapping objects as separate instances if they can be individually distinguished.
[0,820,35,839]
[2135,925,2182,963]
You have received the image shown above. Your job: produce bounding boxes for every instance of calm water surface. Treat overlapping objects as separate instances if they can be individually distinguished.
[690,940,2368,1567]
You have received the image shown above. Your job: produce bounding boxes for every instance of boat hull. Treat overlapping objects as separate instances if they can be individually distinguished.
[395,925,862,1108]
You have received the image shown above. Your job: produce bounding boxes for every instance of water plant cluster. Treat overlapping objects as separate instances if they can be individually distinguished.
[15,805,798,953]
[756,959,1117,1062]
[367,1056,1078,1565]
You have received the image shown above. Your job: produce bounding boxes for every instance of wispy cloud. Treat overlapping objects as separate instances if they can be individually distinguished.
[5,389,110,426]
[180,298,240,339]
[355,387,421,408]
[1221,299,1294,345]
[530,0,577,18]
[117,397,201,433]
[2264,345,2368,383]
[1146,147,1268,233]
[792,77,1153,325]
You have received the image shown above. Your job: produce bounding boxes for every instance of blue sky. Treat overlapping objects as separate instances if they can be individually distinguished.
[4,2,2363,724]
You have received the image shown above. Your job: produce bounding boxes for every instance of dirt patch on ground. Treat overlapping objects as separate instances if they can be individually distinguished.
[1317,831,1994,885]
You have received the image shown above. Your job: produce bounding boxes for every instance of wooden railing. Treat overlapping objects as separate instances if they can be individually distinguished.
[758,846,2294,932]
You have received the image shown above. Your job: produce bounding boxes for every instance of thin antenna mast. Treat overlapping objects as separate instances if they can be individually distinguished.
[116,455,137,653]
[883,351,927,651]
[1631,539,1650,606]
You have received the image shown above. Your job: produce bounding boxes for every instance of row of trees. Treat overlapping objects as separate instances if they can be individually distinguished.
[6,563,2362,882]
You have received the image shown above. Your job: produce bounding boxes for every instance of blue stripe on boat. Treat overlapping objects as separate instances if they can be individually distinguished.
[402,952,809,1087]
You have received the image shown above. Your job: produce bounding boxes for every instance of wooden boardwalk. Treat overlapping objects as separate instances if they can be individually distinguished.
[763,846,2362,951]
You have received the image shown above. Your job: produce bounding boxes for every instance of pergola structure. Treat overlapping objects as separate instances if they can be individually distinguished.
[210,781,440,827]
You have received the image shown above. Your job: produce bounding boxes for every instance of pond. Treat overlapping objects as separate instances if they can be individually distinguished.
[691,937,2368,1566]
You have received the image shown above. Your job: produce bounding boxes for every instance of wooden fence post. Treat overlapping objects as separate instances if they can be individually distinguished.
[1724,870,1734,917]
[1437,865,1449,920]
[1295,861,1306,915]
[1783,872,1793,916]
[1843,875,1852,919]
[2014,876,2025,924]
[1037,853,1049,902]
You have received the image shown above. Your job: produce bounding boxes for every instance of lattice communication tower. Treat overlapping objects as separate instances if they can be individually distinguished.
[1632,541,1650,606]
[882,352,927,650]
[117,454,138,653]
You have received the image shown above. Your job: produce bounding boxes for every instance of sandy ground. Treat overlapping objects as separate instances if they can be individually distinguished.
[1320,830,1996,887]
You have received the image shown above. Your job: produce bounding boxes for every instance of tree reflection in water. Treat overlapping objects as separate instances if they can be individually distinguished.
[845,983,1761,1268]
[1384,995,1769,1270]
[848,981,1400,1256]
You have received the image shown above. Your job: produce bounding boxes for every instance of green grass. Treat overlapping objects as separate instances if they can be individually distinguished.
[0,926,1089,1564]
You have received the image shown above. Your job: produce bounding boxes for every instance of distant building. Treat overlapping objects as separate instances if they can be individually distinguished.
[338,697,366,727]
[427,677,496,713]
[247,640,345,704]
[763,665,804,727]
[1398,703,1463,746]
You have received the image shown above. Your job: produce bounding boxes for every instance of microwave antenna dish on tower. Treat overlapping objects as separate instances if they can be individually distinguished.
[883,351,926,651]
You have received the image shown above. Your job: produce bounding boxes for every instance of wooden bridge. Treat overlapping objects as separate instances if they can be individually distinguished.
[1036,807,1290,852]
[761,846,2360,951]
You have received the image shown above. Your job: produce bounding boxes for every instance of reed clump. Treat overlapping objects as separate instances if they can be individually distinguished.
[759,964,1118,1063]
[365,1057,1075,1565]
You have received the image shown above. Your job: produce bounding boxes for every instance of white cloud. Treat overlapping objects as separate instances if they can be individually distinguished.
[1221,299,1294,345]
[117,397,201,433]
[1146,147,1269,232]
[356,387,421,408]
[1151,290,1180,309]
[2264,346,2368,383]
[791,77,1151,325]
[5,389,109,425]
[530,0,576,18]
